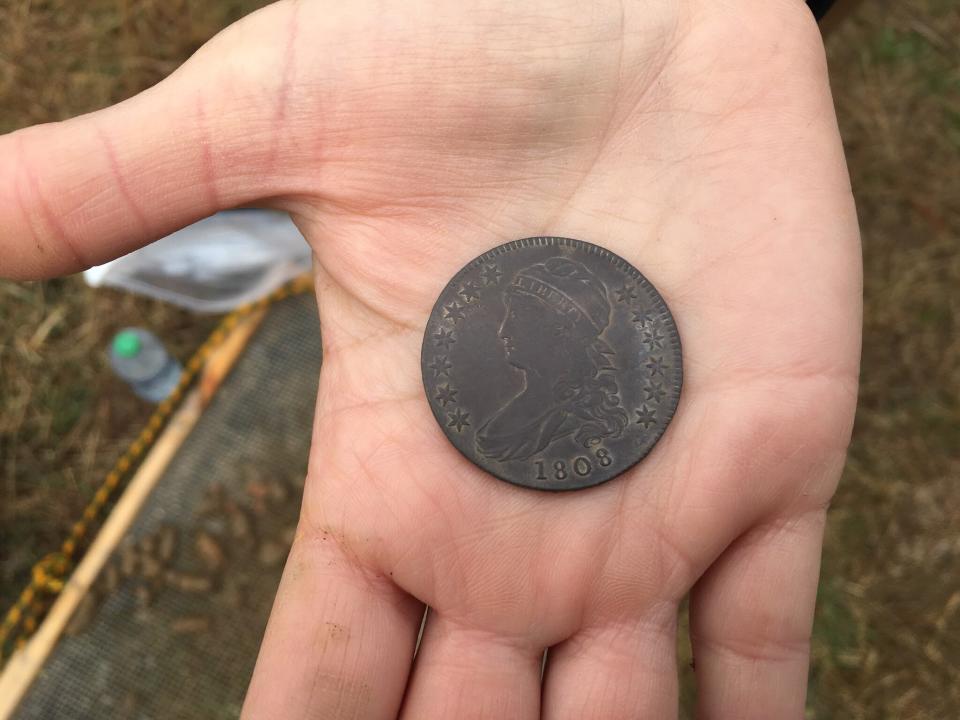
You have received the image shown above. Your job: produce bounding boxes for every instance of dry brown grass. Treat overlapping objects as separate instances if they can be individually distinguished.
[812,0,960,717]
[0,0,265,133]
[0,0,957,716]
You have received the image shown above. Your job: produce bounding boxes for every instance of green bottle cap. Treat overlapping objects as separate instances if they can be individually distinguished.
[112,330,142,358]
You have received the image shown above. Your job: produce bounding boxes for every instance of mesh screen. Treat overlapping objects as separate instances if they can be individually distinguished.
[15,294,321,720]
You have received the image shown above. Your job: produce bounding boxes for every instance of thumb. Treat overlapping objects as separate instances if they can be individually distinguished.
[0,1,306,280]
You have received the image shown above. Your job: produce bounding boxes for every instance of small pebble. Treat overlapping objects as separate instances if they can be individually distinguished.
[195,529,226,572]
[118,541,138,577]
[157,524,178,565]
[169,615,211,635]
[166,571,214,593]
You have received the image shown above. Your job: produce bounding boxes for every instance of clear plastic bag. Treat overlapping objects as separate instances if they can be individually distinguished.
[83,209,312,312]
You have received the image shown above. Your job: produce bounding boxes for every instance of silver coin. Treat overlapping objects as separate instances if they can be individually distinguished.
[421,237,682,491]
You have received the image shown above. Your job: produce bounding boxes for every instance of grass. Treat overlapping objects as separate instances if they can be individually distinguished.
[811,1,960,717]
[0,0,958,716]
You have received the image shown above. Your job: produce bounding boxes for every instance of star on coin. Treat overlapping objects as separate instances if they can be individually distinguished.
[615,283,638,303]
[433,327,455,351]
[480,264,502,286]
[434,383,458,407]
[632,309,656,327]
[635,405,656,428]
[443,301,466,323]
[641,327,665,350]
[428,355,453,378]
[458,282,481,303]
[645,355,666,377]
[447,408,471,432]
[644,381,667,404]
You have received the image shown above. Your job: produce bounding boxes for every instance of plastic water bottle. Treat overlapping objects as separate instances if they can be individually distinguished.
[108,328,183,403]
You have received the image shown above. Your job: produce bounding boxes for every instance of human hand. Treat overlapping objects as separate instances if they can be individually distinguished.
[0,0,861,717]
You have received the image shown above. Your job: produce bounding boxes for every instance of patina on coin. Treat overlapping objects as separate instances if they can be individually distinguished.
[421,237,682,491]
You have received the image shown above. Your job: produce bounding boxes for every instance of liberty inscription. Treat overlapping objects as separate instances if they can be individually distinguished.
[421,237,682,491]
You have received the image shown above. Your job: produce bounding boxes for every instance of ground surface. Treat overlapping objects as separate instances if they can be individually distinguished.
[0,0,957,716]
[15,294,317,720]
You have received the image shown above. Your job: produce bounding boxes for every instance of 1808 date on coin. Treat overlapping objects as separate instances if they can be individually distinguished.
[421,237,682,491]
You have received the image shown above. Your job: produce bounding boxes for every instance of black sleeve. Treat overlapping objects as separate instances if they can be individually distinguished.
[806,0,841,21]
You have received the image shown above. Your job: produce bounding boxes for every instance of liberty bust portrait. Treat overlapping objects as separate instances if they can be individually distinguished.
[475,257,629,462]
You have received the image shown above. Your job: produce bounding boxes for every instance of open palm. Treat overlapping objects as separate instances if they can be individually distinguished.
[1,0,861,717]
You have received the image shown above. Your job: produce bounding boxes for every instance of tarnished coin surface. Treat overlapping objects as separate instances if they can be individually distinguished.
[421,237,682,491]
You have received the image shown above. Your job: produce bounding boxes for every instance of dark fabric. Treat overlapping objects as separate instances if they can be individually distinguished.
[807,0,840,21]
